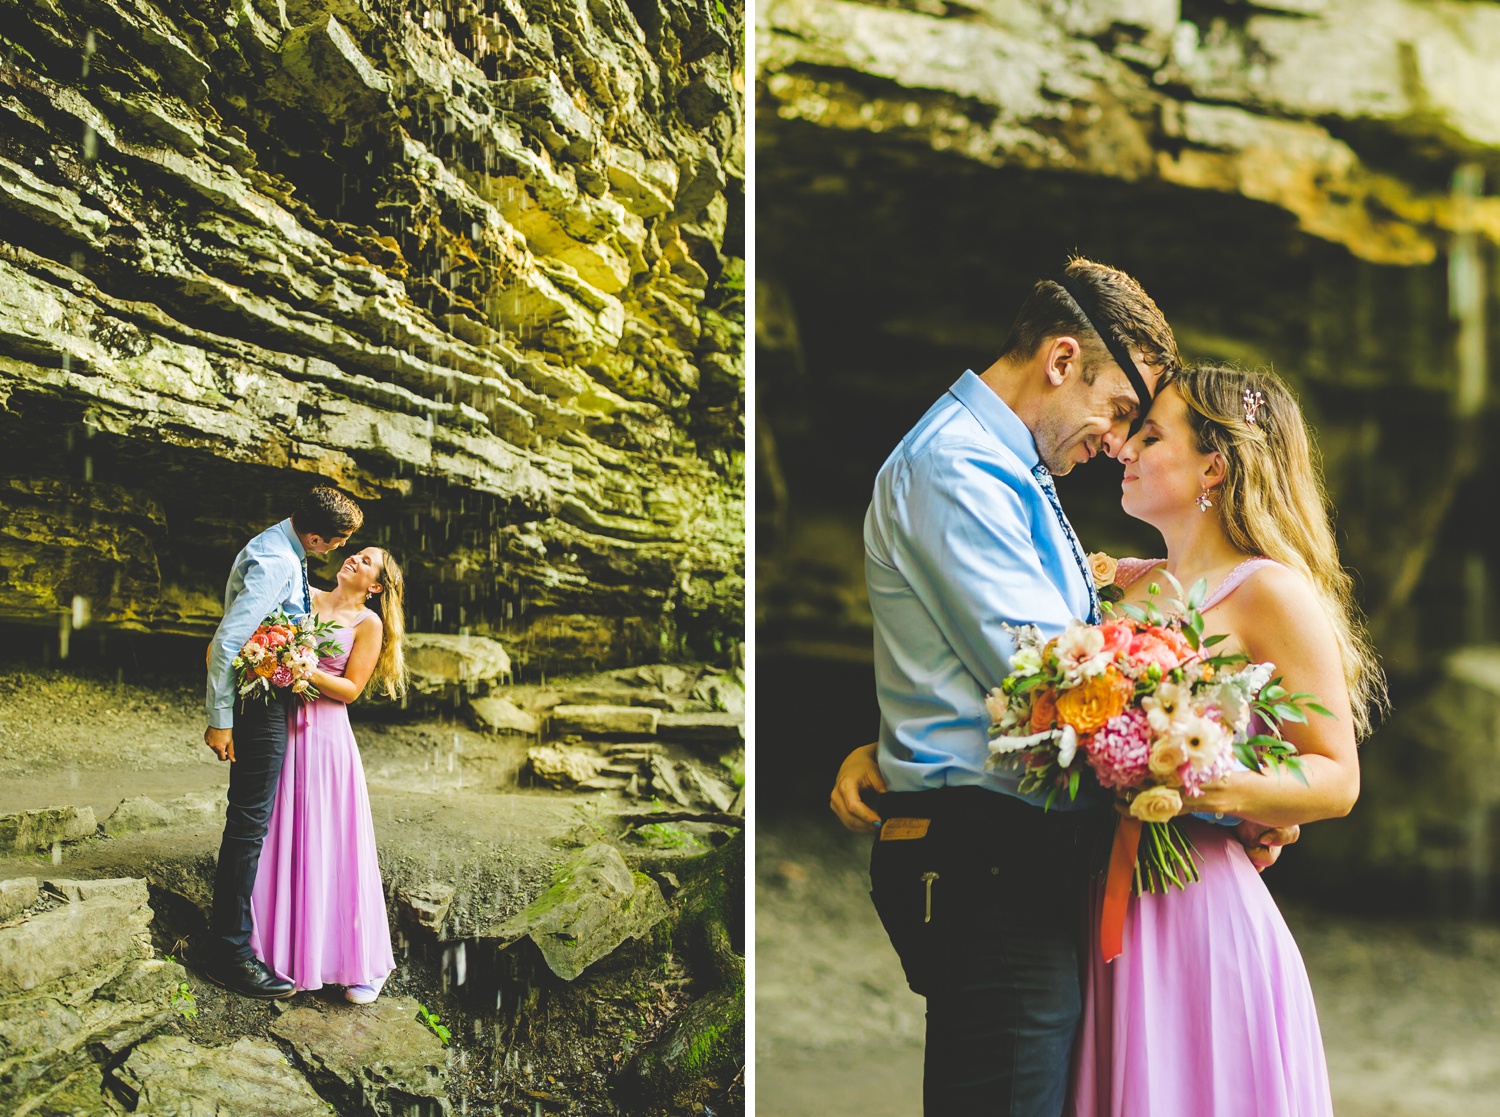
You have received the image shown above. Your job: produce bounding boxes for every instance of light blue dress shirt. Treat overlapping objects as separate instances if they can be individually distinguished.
[864,371,1105,808]
[205,518,310,729]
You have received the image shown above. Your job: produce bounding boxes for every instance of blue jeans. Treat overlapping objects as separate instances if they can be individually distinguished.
[209,693,289,963]
[870,789,1106,1117]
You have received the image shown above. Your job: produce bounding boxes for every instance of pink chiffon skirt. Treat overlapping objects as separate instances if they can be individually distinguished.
[249,696,395,990]
[1070,819,1334,1117]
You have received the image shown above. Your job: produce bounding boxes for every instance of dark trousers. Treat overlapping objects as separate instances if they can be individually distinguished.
[209,694,289,963]
[869,788,1108,1117]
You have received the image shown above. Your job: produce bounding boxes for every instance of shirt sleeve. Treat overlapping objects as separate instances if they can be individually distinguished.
[204,553,298,728]
[890,441,1078,692]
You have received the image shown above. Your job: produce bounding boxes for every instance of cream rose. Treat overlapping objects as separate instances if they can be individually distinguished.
[1087,552,1119,587]
[1130,785,1183,823]
[984,686,1009,725]
[1148,737,1188,779]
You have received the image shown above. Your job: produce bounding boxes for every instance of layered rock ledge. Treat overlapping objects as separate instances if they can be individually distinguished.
[0,0,745,673]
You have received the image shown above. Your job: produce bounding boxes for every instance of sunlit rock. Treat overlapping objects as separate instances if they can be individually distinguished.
[466,694,540,735]
[527,743,607,786]
[406,633,513,696]
[0,877,38,922]
[481,842,669,981]
[0,807,98,853]
[270,998,451,1117]
[548,703,660,738]
[114,1036,335,1117]
[103,796,174,837]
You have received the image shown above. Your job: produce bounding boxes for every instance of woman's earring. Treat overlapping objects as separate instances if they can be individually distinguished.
[1195,489,1214,513]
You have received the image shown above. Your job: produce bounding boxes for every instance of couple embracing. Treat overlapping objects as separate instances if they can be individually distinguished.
[831,258,1386,1116]
[200,487,409,1005]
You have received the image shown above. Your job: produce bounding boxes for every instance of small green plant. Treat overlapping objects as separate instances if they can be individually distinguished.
[171,981,198,1023]
[416,1003,451,1045]
[637,822,698,850]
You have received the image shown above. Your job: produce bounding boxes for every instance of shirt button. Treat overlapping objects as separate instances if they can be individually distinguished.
[990,867,999,875]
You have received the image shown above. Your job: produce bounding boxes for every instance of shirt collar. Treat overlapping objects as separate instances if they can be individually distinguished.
[278,518,307,562]
[949,370,1041,471]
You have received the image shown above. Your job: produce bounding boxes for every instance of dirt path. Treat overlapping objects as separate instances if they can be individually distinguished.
[756,815,1500,1117]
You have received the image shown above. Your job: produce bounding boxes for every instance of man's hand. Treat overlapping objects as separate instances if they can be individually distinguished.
[205,726,235,763]
[830,743,886,835]
[1235,819,1299,871]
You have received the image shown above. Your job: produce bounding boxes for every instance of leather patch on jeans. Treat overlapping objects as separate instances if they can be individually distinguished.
[879,817,930,840]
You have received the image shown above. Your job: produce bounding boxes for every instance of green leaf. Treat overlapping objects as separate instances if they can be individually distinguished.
[1183,625,1200,651]
[1202,633,1229,647]
[1187,578,1208,609]
[1261,684,1288,702]
[1306,703,1336,719]
[1119,603,1149,623]
[1068,768,1080,799]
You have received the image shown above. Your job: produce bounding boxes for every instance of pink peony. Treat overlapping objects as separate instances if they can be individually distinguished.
[1128,626,1194,671]
[1098,622,1132,656]
[270,665,294,688]
[1084,707,1152,790]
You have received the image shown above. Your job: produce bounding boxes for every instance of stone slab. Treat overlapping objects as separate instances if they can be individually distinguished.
[407,634,512,695]
[0,876,38,921]
[0,881,151,995]
[103,796,173,836]
[657,712,744,747]
[483,843,668,981]
[466,695,539,735]
[270,996,451,1116]
[117,1035,335,1117]
[0,807,98,851]
[549,704,660,738]
[528,745,606,787]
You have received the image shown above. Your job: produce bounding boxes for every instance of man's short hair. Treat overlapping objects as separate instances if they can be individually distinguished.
[997,256,1180,382]
[292,487,363,539]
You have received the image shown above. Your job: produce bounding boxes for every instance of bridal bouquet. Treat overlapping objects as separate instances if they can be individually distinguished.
[233,609,342,704]
[985,573,1324,896]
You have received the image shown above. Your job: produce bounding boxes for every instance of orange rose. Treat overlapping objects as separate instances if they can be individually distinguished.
[1055,670,1135,734]
[255,659,278,678]
[1030,688,1059,733]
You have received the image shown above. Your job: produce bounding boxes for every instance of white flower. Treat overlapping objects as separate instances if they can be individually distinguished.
[984,687,1010,725]
[240,642,265,665]
[1200,680,1251,735]
[1172,714,1231,772]
[1142,680,1193,734]
[1239,662,1276,697]
[1056,724,1079,769]
[1004,622,1045,654]
[1011,646,1043,676]
[1055,619,1113,684]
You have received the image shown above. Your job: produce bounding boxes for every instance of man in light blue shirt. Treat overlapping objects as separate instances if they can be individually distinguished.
[202,487,362,999]
[833,260,1180,1117]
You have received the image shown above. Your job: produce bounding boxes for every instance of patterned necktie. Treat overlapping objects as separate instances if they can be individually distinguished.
[300,557,312,616]
[1031,463,1101,624]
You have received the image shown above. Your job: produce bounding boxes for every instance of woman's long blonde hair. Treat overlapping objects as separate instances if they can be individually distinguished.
[1169,365,1388,738]
[367,548,409,701]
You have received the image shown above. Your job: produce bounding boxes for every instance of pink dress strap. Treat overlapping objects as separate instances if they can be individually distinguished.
[1113,557,1164,590]
[1111,556,1281,610]
[1202,557,1280,611]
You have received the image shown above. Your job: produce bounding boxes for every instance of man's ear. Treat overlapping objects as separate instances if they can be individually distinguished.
[1044,336,1085,388]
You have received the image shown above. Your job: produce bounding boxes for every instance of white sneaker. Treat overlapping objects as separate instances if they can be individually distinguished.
[345,972,389,1004]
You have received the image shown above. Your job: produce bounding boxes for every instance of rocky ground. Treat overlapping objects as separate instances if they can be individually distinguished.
[0,656,745,1116]
[756,814,1500,1117]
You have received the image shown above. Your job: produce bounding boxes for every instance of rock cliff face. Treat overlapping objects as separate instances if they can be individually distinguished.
[0,0,745,673]
[758,0,1500,669]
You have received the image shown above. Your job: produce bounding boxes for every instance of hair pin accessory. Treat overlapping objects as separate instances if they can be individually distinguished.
[1243,388,1266,426]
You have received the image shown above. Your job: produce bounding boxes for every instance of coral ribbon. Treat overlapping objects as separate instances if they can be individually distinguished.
[1101,815,1142,963]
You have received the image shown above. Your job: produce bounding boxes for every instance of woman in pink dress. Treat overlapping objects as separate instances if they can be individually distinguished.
[250,546,408,1004]
[1070,365,1387,1116]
